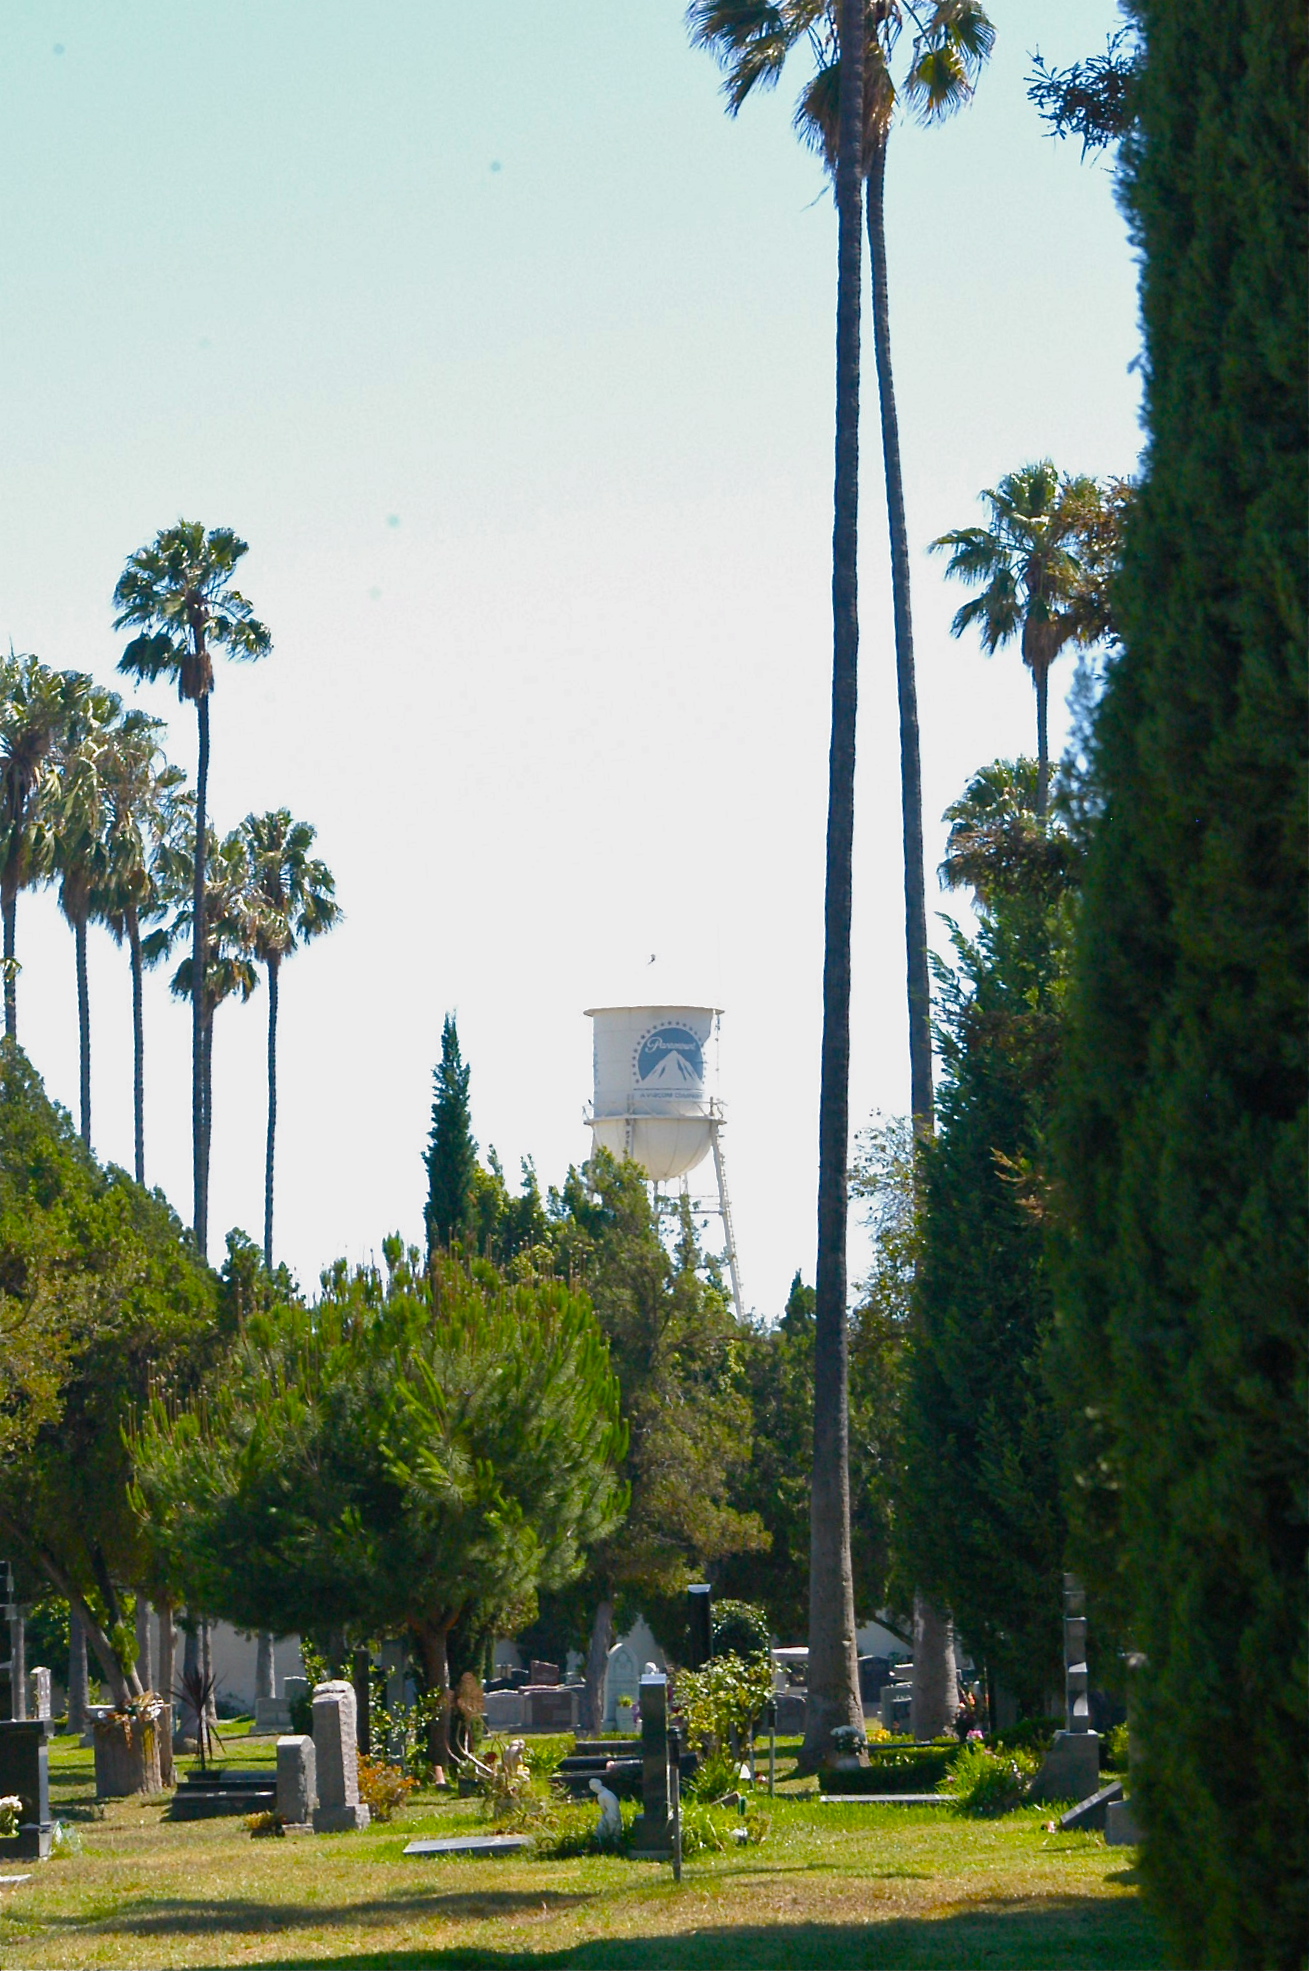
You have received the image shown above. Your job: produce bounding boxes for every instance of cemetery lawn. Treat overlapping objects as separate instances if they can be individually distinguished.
[0,1733,1163,1970]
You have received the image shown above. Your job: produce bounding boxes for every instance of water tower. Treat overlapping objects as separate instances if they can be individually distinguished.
[585,1005,744,1319]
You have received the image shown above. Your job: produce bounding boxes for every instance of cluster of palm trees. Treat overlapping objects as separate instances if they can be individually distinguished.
[0,521,340,1271]
[689,1,1121,1762]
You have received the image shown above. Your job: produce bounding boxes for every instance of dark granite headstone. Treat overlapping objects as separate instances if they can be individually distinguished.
[0,1721,52,1860]
[628,1673,672,1857]
[528,1659,560,1686]
[522,1685,575,1731]
[687,1585,712,1669]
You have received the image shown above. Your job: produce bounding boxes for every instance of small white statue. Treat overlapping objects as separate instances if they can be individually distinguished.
[589,1775,623,1844]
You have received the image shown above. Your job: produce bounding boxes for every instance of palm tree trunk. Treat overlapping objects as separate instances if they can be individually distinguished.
[802,0,866,1776]
[865,137,933,1136]
[192,694,209,1258]
[2,883,17,1041]
[1035,661,1050,814]
[74,912,91,1149]
[201,1009,213,1235]
[264,956,279,1271]
[128,908,145,1185]
[867,129,958,1751]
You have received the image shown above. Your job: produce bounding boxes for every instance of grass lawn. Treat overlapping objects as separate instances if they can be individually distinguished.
[0,1729,1162,1970]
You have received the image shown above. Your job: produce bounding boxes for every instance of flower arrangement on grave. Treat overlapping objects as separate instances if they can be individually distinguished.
[0,1795,23,1839]
[245,1810,284,1838]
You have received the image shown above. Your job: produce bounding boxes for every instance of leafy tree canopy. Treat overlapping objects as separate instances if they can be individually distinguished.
[131,1242,628,1734]
[0,1041,220,1699]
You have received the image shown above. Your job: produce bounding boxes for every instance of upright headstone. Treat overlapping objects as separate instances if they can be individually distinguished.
[1029,1574,1101,1804]
[628,1673,672,1857]
[311,1680,370,1832]
[276,1734,317,1827]
[687,1585,712,1669]
[0,1720,53,1858]
[28,1668,51,1722]
[528,1659,560,1686]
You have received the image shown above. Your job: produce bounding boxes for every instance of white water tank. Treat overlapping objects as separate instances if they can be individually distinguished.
[585,1006,720,1183]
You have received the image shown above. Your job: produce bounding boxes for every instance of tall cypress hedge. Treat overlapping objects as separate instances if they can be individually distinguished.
[1052,3,1307,1964]
[899,807,1072,1715]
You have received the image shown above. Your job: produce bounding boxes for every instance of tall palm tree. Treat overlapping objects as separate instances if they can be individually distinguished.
[239,809,341,1269]
[690,0,992,1756]
[149,828,260,1214]
[113,524,270,1259]
[52,683,123,1148]
[96,714,188,1184]
[0,655,86,1041]
[689,0,995,1137]
[931,461,1105,813]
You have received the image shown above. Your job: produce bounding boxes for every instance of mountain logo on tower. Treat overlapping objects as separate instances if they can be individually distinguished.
[636,1025,704,1088]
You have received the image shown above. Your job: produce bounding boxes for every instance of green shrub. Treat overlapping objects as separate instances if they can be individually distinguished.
[946,1742,1038,1817]
[992,1716,1061,1757]
[1104,1723,1130,1772]
[687,1747,742,1802]
[711,1599,770,1660]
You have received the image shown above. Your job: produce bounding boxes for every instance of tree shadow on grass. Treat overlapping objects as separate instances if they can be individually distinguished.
[171,1893,1164,1971]
[35,1888,594,1938]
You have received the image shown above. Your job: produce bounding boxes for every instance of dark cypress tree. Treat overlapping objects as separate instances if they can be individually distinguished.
[897,780,1074,1713]
[1052,2,1307,1963]
[424,1014,477,1255]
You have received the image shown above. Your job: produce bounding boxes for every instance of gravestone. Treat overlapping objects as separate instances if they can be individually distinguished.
[483,1688,524,1733]
[523,1684,576,1731]
[311,1681,370,1832]
[774,1690,807,1736]
[1058,1778,1123,1831]
[27,1670,50,1723]
[628,1673,672,1858]
[1105,1797,1141,1846]
[528,1659,560,1686]
[686,1585,712,1669]
[0,1722,53,1860]
[604,1643,638,1728]
[1029,1575,1101,1805]
[283,1675,309,1718]
[276,1734,317,1826]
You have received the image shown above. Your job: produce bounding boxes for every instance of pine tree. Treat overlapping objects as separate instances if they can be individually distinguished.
[424,1014,477,1255]
[1052,2,1307,1961]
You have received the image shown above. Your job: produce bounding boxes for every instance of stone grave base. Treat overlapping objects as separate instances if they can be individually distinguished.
[1058,1779,1123,1831]
[1028,1730,1100,1805]
[313,1804,370,1833]
[1105,1798,1141,1846]
[404,1835,533,1857]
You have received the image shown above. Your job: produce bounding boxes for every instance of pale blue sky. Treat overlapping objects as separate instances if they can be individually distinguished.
[1,1,1138,1309]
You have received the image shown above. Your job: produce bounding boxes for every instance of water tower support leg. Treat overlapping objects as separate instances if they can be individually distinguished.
[711,1127,745,1322]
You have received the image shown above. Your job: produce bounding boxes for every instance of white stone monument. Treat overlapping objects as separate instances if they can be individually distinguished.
[311,1680,370,1833]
